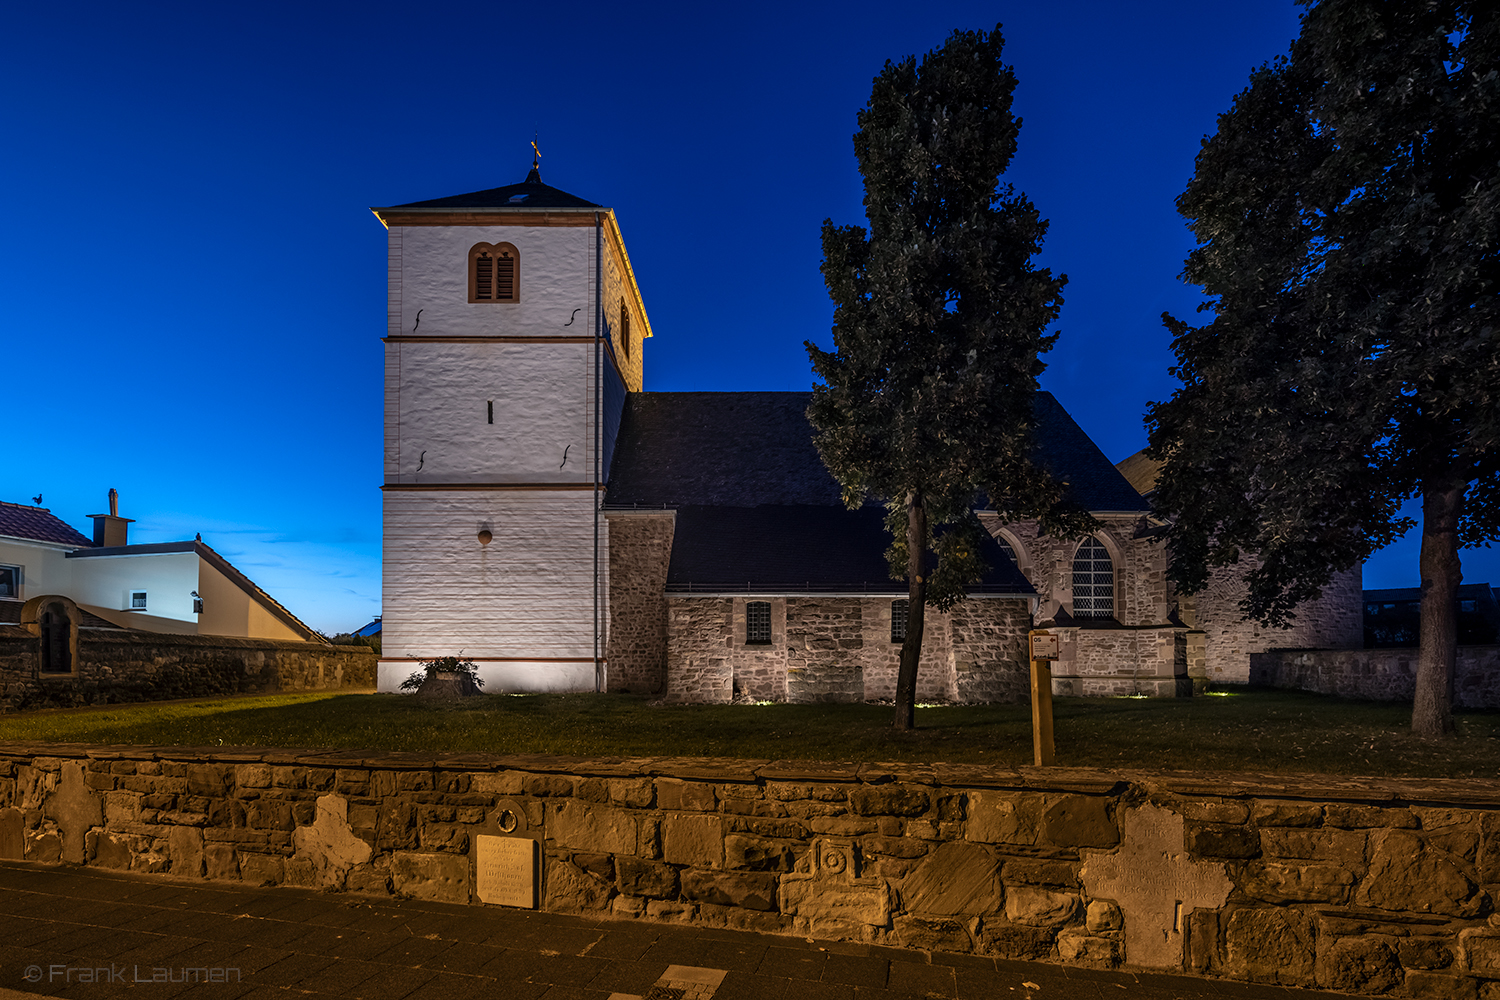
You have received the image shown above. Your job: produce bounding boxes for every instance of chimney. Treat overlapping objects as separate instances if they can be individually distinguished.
[87,488,135,548]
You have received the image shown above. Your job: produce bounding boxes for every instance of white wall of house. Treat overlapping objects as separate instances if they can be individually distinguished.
[196,557,304,641]
[0,538,77,601]
[66,551,200,623]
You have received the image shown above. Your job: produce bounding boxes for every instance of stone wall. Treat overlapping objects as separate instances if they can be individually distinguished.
[662,596,1032,704]
[1185,562,1365,685]
[1250,645,1500,708]
[1048,625,1194,698]
[2,742,1498,997]
[604,512,675,695]
[0,631,375,712]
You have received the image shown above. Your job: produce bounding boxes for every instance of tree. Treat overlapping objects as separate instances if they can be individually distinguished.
[1146,0,1500,737]
[808,26,1094,731]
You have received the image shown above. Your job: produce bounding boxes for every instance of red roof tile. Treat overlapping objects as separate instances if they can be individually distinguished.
[0,501,93,548]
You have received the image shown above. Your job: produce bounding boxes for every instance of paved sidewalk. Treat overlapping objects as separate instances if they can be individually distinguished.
[0,861,1350,1000]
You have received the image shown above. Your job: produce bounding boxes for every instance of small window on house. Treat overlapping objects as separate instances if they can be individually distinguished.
[891,599,909,643]
[746,601,771,644]
[1071,538,1114,618]
[193,598,204,615]
[620,301,631,359]
[0,564,19,599]
[1461,600,1477,612]
[129,591,148,610]
[469,242,519,303]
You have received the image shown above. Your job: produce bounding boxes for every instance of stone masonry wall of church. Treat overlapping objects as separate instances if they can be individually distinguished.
[987,515,1173,626]
[948,599,1034,703]
[604,513,675,696]
[1184,562,1364,685]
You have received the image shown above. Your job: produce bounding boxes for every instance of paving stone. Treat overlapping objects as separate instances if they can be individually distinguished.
[886,960,956,997]
[821,951,889,988]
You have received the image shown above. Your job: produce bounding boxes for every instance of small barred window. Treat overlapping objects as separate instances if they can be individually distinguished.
[1072,537,1114,618]
[891,599,909,643]
[746,601,771,644]
[469,242,519,303]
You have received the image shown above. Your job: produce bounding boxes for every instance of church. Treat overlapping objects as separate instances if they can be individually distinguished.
[371,168,1363,702]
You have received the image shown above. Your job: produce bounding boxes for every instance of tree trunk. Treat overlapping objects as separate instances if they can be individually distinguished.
[1412,478,1464,737]
[893,493,927,731]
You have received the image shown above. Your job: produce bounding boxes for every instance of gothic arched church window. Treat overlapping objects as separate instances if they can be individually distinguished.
[468,242,519,303]
[1071,537,1115,618]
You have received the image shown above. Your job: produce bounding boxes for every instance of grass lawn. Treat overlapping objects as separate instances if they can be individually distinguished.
[1,688,1497,779]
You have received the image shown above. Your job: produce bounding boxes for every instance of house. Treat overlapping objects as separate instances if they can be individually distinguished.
[0,492,319,644]
[372,167,1364,701]
[1364,584,1500,647]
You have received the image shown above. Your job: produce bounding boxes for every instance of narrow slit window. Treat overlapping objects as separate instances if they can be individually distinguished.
[746,601,771,645]
[620,301,631,359]
[469,242,519,303]
[487,400,494,424]
[891,599,909,643]
[1071,538,1114,618]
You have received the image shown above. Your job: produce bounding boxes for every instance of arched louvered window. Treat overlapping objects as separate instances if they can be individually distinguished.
[469,242,519,303]
[891,599,909,642]
[996,536,1017,565]
[746,601,772,644]
[1072,537,1114,618]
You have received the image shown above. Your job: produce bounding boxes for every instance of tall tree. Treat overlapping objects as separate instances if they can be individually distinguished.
[808,26,1093,731]
[1147,0,1500,737]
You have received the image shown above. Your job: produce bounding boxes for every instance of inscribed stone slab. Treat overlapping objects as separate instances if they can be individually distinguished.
[475,834,536,908]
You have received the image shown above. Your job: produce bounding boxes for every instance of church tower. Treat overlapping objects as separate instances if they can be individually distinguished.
[371,163,649,692]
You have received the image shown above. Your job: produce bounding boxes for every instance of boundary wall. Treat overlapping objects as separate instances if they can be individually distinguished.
[1250,645,1500,708]
[1,743,1497,996]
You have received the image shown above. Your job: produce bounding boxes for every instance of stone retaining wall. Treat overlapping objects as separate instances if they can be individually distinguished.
[1249,645,1500,708]
[0,742,1497,996]
[0,631,376,712]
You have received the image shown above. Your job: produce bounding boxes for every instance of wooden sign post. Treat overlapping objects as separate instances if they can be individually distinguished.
[1028,630,1058,766]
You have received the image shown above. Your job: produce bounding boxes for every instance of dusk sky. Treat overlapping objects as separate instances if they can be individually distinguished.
[5,0,1490,633]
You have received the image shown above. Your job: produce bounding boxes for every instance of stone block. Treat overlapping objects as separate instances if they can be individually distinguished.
[88,830,132,869]
[1250,800,1322,827]
[965,791,1042,846]
[848,785,930,817]
[609,778,654,808]
[1260,827,1366,867]
[725,834,798,872]
[1358,830,1485,917]
[522,774,575,798]
[976,920,1055,960]
[168,826,204,878]
[1313,934,1400,993]
[544,858,614,913]
[545,800,638,856]
[1005,887,1079,927]
[1223,908,1314,986]
[1086,900,1122,933]
[1402,971,1480,1000]
[204,842,238,881]
[238,852,284,885]
[1186,824,1260,859]
[1057,928,1119,966]
[807,816,880,836]
[1042,795,1117,848]
[893,914,973,953]
[681,869,777,911]
[779,875,888,927]
[345,861,391,895]
[645,900,696,922]
[1324,803,1418,829]
[661,813,723,868]
[391,851,468,903]
[187,765,228,797]
[235,765,272,789]
[861,836,928,860]
[1461,929,1500,978]
[471,772,524,796]
[1239,862,1354,905]
[1401,937,1456,970]
[900,841,1003,917]
[616,856,678,899]
[0,807,22,860]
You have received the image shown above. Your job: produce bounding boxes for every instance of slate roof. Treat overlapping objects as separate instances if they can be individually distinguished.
[384,167,601,211]
[606,391,1150,513]
[663,505,1033,595]
[0,501,93,548]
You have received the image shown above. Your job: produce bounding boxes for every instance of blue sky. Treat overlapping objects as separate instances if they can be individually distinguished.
[4,0,1489,633]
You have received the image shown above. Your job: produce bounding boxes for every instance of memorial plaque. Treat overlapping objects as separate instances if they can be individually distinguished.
[476,835,536,908]
[1030,633,1059,660]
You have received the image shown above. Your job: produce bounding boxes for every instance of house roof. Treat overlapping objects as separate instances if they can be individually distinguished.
[380,167,601,211]
[1115,450,1164,498]
[662,505,1034,595]
[67,540,322,642]
[605,391,1150,514]
[0,501,94,548]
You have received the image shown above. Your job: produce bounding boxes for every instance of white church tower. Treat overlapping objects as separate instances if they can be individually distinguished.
[372,161,650,692]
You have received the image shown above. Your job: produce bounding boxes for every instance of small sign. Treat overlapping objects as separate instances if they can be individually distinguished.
[1030,633,1059,661]
[475,835,536,908]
